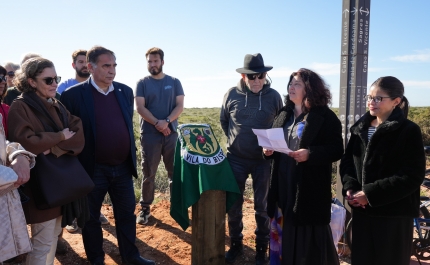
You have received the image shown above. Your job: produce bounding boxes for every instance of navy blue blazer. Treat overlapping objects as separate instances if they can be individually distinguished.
[60,78,138,178]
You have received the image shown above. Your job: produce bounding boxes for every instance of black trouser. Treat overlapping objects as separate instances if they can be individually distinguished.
[227,156,271,246]
[82,162,139,263]
[351,210,413,265]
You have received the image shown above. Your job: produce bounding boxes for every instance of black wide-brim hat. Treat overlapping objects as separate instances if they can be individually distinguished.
[236,53,273,74]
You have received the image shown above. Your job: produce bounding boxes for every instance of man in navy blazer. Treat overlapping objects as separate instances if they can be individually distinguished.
[61,46,155,265]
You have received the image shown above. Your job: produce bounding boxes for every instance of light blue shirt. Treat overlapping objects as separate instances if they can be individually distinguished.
[57,78,79,94]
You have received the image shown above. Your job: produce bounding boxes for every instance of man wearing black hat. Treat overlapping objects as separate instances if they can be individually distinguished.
[220,53,283,264]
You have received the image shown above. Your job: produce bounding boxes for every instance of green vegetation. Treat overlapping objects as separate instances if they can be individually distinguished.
[408,107,430,146]
[132,107,430,202]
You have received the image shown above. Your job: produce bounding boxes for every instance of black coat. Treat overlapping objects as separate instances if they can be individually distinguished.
[340,107,426,217]
[267,105,344,226]
[60,78,138,178]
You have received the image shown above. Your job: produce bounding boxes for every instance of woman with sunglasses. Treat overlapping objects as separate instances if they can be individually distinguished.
[7,57,85,265]
[4,62,19,89]
[0,66,10,137]
[340,76,425,265]
[264,68,343,265]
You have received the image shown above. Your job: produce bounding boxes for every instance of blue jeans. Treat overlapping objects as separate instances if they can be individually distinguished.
[82,161,139,263]
[227,155,271,245]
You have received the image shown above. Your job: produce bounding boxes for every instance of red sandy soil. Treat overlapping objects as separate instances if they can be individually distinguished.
[5,194,429,265]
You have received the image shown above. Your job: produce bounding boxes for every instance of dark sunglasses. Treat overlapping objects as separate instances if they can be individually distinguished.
[41,76,61,85]
[0,76,6,82]
[246,72,266,80]
[7,71,15,77]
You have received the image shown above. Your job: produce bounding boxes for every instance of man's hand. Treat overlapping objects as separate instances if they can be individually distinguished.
[11,155,31,187]
[155,120,169,132]
[162,127,171,136]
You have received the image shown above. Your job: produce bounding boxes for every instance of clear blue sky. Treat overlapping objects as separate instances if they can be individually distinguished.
[2,0,429,107]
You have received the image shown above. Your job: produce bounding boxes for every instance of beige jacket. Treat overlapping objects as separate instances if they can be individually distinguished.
[0,114,35,262]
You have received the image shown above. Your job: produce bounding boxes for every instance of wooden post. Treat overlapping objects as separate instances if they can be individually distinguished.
[192,190,226,265]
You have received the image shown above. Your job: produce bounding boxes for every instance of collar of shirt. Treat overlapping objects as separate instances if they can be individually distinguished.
[90,77,114,95]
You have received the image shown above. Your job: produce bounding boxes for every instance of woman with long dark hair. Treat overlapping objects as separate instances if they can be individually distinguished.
[265,68,343,265]
[341,76,425,265]
[8,57,85,265]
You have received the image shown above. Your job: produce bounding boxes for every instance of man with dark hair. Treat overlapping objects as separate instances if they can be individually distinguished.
[220,53,283,265]
[135,47,184,225]
[57,49,90,94]
[61,46,155,265]
[57,49,109,233]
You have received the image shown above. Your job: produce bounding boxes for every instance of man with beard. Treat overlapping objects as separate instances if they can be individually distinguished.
[134,47,184,225]
[57,49,90,94]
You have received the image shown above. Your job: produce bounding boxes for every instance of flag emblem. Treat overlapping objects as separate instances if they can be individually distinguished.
[178,124,225,165]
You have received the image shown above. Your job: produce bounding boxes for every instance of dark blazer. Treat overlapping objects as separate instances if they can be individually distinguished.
[267,105,344,226]
[340,107,425,217]
[60,78,138,178]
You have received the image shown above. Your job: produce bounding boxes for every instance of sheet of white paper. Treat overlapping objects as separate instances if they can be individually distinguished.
[252,128,292,154]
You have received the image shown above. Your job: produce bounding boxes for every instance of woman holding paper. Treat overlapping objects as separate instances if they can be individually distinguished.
[264,68,343,265]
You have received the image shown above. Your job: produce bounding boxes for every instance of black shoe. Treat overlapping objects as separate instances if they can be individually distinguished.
[136,207,151,225]
[225,241,243,263]
[123,256,155,265]
[56,238,68,255]
[255,244,268,265]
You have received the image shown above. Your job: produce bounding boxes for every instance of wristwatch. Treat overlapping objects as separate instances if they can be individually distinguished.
[166,118,171,123]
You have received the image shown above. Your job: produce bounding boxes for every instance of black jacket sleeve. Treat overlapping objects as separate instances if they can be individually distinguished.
[307,112,344,166]
[340,134,362,196]
[220,93,230,137]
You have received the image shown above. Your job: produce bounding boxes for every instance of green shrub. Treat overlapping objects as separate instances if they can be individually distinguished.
[409,107,430,146]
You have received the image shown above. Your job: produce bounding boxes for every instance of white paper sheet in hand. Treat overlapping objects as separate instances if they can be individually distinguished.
[252,128,292,154]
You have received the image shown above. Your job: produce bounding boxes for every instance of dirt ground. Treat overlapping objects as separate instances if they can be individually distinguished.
[5,193,430,265]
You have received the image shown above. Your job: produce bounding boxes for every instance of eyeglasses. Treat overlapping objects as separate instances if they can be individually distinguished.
[246,72,266,81]
[7,71,15,77]
[0,76,6,82]
[41,76,61,85]
[364,95,393,103]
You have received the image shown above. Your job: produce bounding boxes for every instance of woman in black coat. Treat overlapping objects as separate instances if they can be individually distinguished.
[265,68,343,265]
[340,76,426,265]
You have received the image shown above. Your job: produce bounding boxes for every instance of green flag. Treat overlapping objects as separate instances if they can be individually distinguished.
[170,124,241,231]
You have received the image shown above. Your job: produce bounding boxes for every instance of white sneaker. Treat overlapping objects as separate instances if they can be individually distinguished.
[65,219,78,233]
